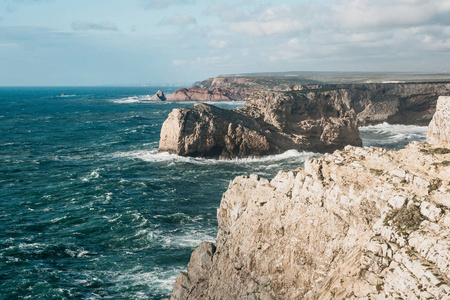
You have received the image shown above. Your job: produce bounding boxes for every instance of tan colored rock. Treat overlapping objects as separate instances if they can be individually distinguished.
[427,96,450,147]
[170,141,450,299]
[166,88,234,102]
[158,103,272,158]
[159,90,362,158]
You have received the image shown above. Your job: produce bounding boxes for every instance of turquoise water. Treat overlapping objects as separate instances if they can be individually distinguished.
[0,87,428,299]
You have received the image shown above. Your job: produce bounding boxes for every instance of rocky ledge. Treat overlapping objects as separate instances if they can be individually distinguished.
[159,89,362,158]
[170,97,450,299]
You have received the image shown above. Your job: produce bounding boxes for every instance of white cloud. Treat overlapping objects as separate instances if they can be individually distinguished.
[71,21,118,31]
[142,0,193,9]
[168,14,196,25]
[172,59,188,66]
[172,55,231,67]
[209,39,228,49]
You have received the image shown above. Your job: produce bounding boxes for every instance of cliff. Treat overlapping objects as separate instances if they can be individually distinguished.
[170,102,450,299]
[167,74,450,125]
[159,90,361,158]
[428,96,450,147]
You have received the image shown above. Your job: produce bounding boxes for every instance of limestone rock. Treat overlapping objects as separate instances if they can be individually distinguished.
[176,76,450,125]
[166,88,234,102]
[171,141,450,299]
[158,103,272,158]
[427,96,450,147]
[151,90,166,101]
[159,90,362,158]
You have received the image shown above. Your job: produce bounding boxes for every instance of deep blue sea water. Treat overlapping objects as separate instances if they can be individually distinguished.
[0,87,428,299]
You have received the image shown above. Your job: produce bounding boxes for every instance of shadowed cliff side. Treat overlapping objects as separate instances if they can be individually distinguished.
[159,89,362,158]
[170,96,450,299]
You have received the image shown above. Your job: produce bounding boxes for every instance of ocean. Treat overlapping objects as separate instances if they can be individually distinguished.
[0,86,428,299]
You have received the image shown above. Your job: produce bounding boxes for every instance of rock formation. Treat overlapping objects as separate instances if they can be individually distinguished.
[169,74,450,125]
[344,83,450,126]
[166,88,235,102]
[428,96,450,147]
[170,100,450,299]
[151,90,166,101]
[159,90,362,158]
[158,103,272,158]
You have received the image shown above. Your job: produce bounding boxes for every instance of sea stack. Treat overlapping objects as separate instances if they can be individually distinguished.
[159,90,362,158]
[151,90,167,101]
[170,97,450,299]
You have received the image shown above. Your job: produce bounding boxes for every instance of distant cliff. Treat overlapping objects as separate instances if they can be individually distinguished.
[159,89,361,158]
[170,97,450,299]
[167,75,450,125]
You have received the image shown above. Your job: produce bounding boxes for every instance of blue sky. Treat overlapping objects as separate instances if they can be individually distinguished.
[1,0,450,86]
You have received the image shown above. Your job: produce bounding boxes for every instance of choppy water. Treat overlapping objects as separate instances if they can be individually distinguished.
[0,87,428,299]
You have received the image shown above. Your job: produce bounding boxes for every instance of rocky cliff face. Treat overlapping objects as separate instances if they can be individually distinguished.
[343,83,450,125]
[170,102,450,299]
[168,76,450,126]
[428,96,450,147]
[166,88,236,102]
[159,90,361,158]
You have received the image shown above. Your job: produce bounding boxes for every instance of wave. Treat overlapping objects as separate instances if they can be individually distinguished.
[112,94,172,104]
[359,122,428,147]
[112,149,319,165]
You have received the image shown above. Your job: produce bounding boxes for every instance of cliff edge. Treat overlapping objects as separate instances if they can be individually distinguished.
[170,98,450,299]
[159,90,361,158]
[428,96,450,147]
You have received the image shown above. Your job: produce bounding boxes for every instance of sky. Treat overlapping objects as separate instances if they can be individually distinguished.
[1,0,450,86]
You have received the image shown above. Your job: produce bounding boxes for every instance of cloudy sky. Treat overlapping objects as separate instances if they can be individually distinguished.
[1,0,450,86]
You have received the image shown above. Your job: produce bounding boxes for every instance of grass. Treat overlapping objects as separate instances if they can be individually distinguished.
[428,179,442,193]
[384,204,424,235]
[420,147,450,155]
[370,169,384,176]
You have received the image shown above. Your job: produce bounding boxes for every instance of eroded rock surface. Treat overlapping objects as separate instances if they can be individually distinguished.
[159,90,362,158]
[428,96,450,147]
[170,76,450,125]
[171,141,450,299]
[170,100,450,299]
[166,88,235,102]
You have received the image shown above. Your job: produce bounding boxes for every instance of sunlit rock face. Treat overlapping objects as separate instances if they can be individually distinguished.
[170,96,450,299]
[428,96,450,147]
[159,90,361,158]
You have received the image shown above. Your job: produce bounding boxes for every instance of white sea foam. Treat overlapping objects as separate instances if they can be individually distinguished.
[113,149,318,165]
[81,170,101,182]
[359,122,428,147]
[108,266,181,296]
[112,94,174,104]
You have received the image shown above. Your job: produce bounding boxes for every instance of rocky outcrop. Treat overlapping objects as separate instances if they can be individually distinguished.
[170,74,450,125]
[159,90,362,158]
[158,103,272,158]
[428,96,450,147]
[166,88,235,102]
[170,99,450,299]
[343,83,450,125]
[171,142,450,300]
[151,90,166,101]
